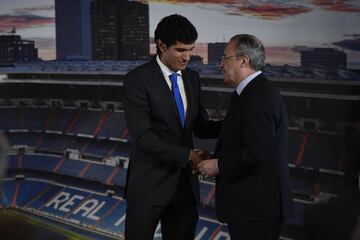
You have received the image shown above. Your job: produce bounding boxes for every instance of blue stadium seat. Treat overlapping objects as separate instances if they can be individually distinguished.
[111,168,127,187]
[47,109,77,132]
[83,163,114,182]
[85,141,112,157]
[97,112,127,139]
[302,132,344,170]
[97,199,126,234]
[287,129,305,164]
[2,180,17,206]
[23,155,62,172]
[0,108,19,130]
[16,180,49,206]
[57,159,86,177]
[27,184,64,210]
[70,110,103,135]
[7,155,19,169]
[23,108,48,131]
[199,181,215,207]
[6,133,39,146]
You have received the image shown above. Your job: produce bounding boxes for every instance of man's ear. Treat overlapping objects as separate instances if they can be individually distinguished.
[240,55,250,67]
[157,40,167,54]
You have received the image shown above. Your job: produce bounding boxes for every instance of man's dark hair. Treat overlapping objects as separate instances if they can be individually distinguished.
[155,14,198,54]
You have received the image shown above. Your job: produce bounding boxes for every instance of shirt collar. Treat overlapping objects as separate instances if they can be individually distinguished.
[235,70,262,96]
[156,55,182,77]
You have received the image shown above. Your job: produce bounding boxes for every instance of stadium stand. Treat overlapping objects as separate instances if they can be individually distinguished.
[302,132,345,170]
[1,61,359,239]
[287,129,307,166]
[0,108,128,141]
[290,168,318,199]
[2,178,230,239]
[1,104,359,239]
[83,163,116,183]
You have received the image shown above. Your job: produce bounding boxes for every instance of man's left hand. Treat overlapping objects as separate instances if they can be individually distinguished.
[197,159,219,178]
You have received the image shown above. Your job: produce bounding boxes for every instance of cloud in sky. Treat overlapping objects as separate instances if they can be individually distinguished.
[155,0,360,18]
[312,0,360,13]
[13,5,55,14]
[154,0,311,19]
[0,14,54,33]
[228,3,311,20]
[158,0,236,3]
[333,38,360,51]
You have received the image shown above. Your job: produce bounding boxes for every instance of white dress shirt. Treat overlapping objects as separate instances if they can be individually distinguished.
[235,70,262,96]
[156,55,188,116]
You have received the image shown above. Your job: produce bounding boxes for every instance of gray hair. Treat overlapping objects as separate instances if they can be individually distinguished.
[230,34,265,71]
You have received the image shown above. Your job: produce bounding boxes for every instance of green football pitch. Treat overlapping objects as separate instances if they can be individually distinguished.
[0,209,92,240]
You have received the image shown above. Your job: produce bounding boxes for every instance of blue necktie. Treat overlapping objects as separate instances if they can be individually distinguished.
[169,73,185,128]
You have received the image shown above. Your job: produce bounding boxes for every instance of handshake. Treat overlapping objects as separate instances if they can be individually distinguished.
[189,149,219,178]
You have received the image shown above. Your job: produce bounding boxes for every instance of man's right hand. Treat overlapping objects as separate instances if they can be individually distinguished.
[189,149,209,174]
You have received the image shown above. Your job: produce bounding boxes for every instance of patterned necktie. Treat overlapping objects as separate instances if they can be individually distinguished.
[169,73,185,128]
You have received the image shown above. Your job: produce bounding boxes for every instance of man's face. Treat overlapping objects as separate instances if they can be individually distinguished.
[219,41,243,87]
[158,41,195,71]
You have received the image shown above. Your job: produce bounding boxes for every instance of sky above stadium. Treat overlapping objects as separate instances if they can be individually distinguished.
[0,0,359,67]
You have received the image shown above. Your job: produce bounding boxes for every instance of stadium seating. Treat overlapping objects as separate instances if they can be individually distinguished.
[5,132,131,160]
[0,108,128,140]
[7,155,19,169]
[26,184,65,210]
[16,180,49,206]
[290,168,318,197]
[84,140,113,157]
[69,110,104,135]
[1,178,229,238]
[46,108,77,132]
[97,112,127,139]
[110,168,127,186]
[302,132,345,171]
[194,137,217,154]
[83,163,115,182]
[37,134,67,151]
[2,179,16,206]
[0,108,19,130]
[57,159,87,177]
[22,108,49,131]
[23,155,62,172]
[199,181,215,207]
[1,105,358,240]
[7,132,39,146]
[287,129,306,165]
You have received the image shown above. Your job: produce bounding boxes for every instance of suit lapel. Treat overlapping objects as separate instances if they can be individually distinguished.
[215,74,265,153]
[182,70,193,130]
[151,60,183,127]
[215,93,240,151]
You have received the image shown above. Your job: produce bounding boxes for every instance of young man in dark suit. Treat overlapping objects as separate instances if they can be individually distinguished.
[198,34,293,240]
[123,14,220,240]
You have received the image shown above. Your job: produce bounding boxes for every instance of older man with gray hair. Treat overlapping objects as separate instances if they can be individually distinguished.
[198,34,293,240]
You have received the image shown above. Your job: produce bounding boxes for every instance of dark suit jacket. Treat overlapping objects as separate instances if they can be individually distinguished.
[215,74,293,223]
[124,58,220,206]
